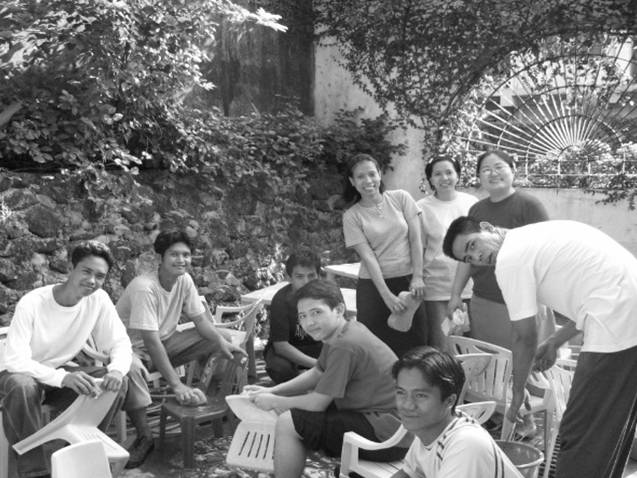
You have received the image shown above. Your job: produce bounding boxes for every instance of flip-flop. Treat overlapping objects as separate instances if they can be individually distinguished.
[387,291,423,332]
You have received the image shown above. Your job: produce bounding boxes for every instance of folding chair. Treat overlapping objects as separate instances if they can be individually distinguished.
[158,352,247,468]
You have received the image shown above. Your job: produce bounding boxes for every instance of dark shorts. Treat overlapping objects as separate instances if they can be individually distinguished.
[290,406,407,462]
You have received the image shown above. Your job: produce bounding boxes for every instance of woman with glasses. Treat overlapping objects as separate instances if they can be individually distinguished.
[447,150,550,349]
[416,156,477,350]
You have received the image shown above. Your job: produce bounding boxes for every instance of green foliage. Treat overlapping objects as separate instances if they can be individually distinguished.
[0,0,285,174]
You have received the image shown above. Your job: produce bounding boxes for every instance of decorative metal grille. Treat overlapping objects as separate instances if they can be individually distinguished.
[459,35,637,189]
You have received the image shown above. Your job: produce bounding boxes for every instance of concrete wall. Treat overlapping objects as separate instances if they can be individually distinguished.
[314,43,427,200]
[314,43,637,255]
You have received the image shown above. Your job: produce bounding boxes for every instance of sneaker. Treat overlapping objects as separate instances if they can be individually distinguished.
[125,435,155,469]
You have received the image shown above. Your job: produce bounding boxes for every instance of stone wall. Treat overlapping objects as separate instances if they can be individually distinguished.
[0,169,348,325]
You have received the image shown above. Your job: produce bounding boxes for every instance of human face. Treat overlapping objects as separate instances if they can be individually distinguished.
[289,265,318,292]
[349,160,381,199]
[67,256,109,297]
[450,227,503,266]
[297,297,344,343]
[395,368,454,436]
[478,153,515,198]
[159,242,191,277]
[430,160,459,194]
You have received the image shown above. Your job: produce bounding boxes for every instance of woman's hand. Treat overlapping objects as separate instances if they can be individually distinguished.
[383,293,406,313]
[409,277,426,298]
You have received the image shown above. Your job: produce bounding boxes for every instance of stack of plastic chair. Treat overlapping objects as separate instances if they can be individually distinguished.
[158,352,247,468]
[51,440,112,478]
[540,364,574,478]
[12,382,129,477]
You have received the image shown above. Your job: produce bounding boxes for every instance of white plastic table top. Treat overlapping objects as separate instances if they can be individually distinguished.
[241,281,357,314]
[324,262,360,280]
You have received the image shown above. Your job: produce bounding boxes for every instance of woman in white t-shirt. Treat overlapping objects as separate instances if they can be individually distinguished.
[416,157,477,350]
[342,153,426,357]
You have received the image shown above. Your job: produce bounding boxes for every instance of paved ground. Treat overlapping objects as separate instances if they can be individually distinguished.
[116,352,637,478]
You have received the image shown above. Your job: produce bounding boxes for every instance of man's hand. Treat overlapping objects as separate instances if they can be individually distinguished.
[61,371,100,396]
[243,384,269,395]
[101,370,124,392]
[251,392,282,412]
[446,295,465,319]
[217,340,247,361]
[173,383,207,406]
[534,339,558,371]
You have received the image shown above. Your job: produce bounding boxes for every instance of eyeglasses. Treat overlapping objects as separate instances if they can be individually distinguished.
[479,164,510,175]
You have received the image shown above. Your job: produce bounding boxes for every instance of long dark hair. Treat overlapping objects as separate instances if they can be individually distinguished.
[342,153,385,206]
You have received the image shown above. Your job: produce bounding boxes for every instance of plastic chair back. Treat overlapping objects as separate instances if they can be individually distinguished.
[456,353,492,403]
[51,440,112,478]
[457,401,497,424]
[448,336,512,408]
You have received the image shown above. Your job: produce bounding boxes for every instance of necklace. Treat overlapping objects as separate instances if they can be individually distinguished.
[361,197,384,217]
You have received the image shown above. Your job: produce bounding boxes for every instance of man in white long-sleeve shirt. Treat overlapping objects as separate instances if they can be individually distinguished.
[0,240,132,478]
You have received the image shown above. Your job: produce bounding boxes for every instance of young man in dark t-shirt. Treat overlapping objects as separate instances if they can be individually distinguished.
[264,250,323,383]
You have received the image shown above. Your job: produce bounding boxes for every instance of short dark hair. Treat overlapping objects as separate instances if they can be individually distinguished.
[71,240,115,271]
[154,230,193,257]
[295,279,343,310]
[425,156,462,190]
[392,346,465,412]
[285,249,322,276]
[342,153,386,205]
[476,149,515,177]
[442,216,482,260]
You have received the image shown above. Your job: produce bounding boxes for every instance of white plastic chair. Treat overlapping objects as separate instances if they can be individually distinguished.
[540,364,574,478]
[456,353,492,404]
[449,336,554,444]
[339,401,497,478]
[51,440,112,478]
[225,394,277,473]
[12,383,129,477]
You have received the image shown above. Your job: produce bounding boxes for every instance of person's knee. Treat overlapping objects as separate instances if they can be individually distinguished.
[4,373,40,403]
[275,411,299,438]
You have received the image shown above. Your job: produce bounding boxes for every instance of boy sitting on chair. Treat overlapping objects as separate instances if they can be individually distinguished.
[246,279,407,478]
[264,249,323,384]
[391,347,521,478]
[117,229,244,468]
[0,240,132,478]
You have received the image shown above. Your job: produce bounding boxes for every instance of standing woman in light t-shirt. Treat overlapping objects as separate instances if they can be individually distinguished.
[342,153,427,357]
[416,156,478,350]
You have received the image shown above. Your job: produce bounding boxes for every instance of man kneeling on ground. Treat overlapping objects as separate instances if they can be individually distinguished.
[246,279,408,478]
[391,347,521,478]
[117,229,244,468]
[0,240,132,478]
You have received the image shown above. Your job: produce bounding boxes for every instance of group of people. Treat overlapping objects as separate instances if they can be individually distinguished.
[0,230,245,477]
[2,148,637,478]
[254,149,637,478]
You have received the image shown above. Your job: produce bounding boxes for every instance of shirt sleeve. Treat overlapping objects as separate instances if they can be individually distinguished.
[314,346,355,398]
[181,274,206,319]
[3,299,68,387]
[397,190,421,219]
[91,291,133,375]
[268,287,292,342]
[127,286,161,331]
[343,208,367,248]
